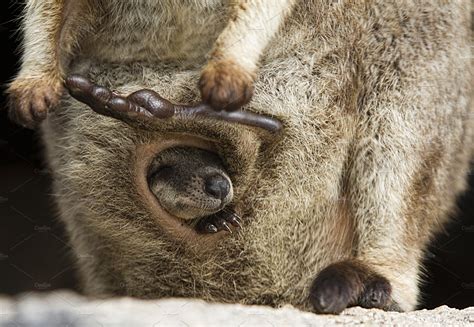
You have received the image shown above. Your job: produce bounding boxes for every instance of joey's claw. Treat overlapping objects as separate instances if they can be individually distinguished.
[196,208,242,234]
[227,215,242,228]
[218,221,233,233]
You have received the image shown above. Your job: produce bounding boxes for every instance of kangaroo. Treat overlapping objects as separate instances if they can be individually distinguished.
[15,0,473,315]
[7,0,297,128]
[148,145,243,234]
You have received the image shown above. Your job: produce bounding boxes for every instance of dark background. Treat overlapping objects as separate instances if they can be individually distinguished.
[0,1,473,309]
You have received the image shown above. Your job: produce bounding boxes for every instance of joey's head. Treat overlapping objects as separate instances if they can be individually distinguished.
[148,147,233,220]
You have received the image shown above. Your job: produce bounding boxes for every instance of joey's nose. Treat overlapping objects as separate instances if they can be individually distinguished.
[204,174,230,200]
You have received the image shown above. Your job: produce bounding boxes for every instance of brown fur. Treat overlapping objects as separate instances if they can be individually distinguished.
[8,0,294,127]
[11,0,470,313]
[7,0,95,127]
[199,57,256,111]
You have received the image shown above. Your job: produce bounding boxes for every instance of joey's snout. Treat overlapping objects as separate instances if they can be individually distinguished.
[204,174,231,200]
[147,147,233,220]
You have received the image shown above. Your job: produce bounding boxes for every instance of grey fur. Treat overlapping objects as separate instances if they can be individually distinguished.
[35,0,474,312]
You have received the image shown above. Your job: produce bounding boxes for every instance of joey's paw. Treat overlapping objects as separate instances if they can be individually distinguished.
[8,77,63,129]
[309,260,392,314]
[199,59,255,111]
[196,209,242,234]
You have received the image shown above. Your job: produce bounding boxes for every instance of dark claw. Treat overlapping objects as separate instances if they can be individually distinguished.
[65,74,282,134]
[196,208,242,234]
[222,209,242,228]
[227,215,242,228]
[218,221,233,233]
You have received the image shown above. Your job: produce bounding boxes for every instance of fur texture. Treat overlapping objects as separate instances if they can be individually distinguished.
[8,0,294,126]
[37,0,473,313]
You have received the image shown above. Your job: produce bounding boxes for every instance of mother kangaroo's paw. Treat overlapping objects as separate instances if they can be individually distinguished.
[309,260,393,314]
[199,59,255,111]
[7,76,63,129]
[196,208,242,234]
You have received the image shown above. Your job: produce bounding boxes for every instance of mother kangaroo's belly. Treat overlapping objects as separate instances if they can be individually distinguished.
[83,0,228,64]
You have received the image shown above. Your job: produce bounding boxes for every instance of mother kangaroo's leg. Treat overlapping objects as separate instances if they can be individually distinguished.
[308,0,472,311]
[309,105,469,313]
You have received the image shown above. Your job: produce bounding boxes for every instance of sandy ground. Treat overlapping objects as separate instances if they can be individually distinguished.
[1,291,473,326]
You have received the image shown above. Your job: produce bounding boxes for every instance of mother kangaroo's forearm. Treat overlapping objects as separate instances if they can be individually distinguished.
[214,0,296,72]
[8,0,67,128]
[200,0,296,111]
[20,0,65,77]
[8,0,94,128]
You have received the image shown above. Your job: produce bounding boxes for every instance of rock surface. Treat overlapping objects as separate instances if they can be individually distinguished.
[0,292,473,326]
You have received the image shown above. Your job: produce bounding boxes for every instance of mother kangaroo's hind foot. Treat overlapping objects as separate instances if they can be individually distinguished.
[309,260,400,314]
